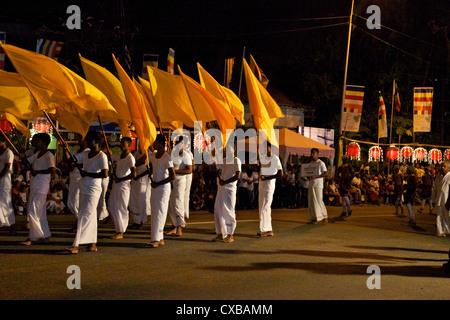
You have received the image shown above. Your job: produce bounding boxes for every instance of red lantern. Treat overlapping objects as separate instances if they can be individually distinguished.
[444,149,450,160]
[33,117,51,132]
[130,131,137,151]
[368,146,382,162]
[401,146,413,160]
[386,146,399,160]
[0,120,12,132]
[346,142,360,157]
[414,147,427,161]
[429,149,442,163]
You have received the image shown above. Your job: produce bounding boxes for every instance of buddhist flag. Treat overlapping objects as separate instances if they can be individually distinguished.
[413,87,433,132]
[113,54,157,153]
[249,54,269,88]
[0,32,5,70]
[142,54,158,80]
[198,62,245,125]
[243,58,283,146]
[394,80,401,113]
[36,39,64,61]
[167,48,175,74]
[224,57,235,88]
[378,92,388,138]
[79,54,132,137]
[340,85,364,133]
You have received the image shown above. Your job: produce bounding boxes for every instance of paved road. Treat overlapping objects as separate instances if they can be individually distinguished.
[0,203,449,301]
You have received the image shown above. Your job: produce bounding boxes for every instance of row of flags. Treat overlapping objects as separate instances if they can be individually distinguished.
[341,82,434,137]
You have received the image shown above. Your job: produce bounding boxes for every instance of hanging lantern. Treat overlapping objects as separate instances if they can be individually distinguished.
[0,120,12,132]
[346,142,360,160]
[130,131,137,151]
[386,146,399,160]
[33,117,51,132]
[368,146,383,162]
[400,146,413,162]
[444,149,450,160]
[414,147,427,162]
[428,149,442,164]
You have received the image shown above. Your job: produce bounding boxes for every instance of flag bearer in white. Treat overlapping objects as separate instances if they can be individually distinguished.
[0,133,16,234]
[166,136,192,236]
[258,143,283,237]
[307,148,328,224]
[147,134,175,248]
[183,144,194,222]
[19,133,55,245]
[108,137,136,239]
[213,147,241,243]
[129,150,151,229]
[437,161,450,237]
[65,131,109,254]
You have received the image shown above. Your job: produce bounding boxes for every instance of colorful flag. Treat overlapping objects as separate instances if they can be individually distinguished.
[142,54,158,80]
[378,93,388,138]
[167,48,175,74]
[413,87,433,132]
[394,80,401,113]
[249,54,269,88]
[340,85,364,133]
[243,58,283,146]
[0,32,5,70]
[224,57,235,88]
[36,39,64,61]
[198,62,245,125]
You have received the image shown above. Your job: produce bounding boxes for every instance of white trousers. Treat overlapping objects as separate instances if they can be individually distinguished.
[67,178,81,217]
[168,177,187,227]
[0,189,15,227]
[258,180,275,232]
[437,206,450,235]
[28,192,51,240]
[108,180,131,234]
[214,187,237,236]
[130,180,150,224]
[184,174,192,219]
[97,177,109,220]
[150,184,171,242]
[308,186,328,222]
[73,192,100,246]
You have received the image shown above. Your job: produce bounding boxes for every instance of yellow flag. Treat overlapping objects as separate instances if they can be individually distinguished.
[113,54,156,153]
[0,70,92,136]
[1,44,116,116]
[243,58,283,146]
[197,63,245,125]
[179,65,235,145]
[146,66,197,127]
[249,54,269,88]
[79,54,132,137]
[0,113,30,138]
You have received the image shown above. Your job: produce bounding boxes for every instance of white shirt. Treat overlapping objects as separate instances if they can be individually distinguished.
[438,172,450,207]
[0,148,14,190]
[239,172,249,188]
[81,150,109,196]
[260,154,282,177]
[217,157,241,190]
[70,148,90,182]
[172,150,192,180]
[112,153,135,179]
[309,159,327,189]
[148,151,174,183]
[27,151,55,195]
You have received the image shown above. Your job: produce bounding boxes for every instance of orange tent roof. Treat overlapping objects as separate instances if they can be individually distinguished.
[278,128,335,157]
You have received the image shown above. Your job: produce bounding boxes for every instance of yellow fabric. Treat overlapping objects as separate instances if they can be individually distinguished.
[179,65,235,145]
[78,54,132,137]
[197,62,245,125]
[243,58,283,146]
[249,54,269,88]
[113,54,156,154]
[0,113,30,138]
[146,66,197,127]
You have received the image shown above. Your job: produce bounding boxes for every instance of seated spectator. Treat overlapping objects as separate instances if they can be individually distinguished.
[46,182,66,214]
[328,179,342,206]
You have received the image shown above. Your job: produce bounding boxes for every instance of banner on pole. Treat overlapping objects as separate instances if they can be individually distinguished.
[340,85,364,133]
[413,87,433,132]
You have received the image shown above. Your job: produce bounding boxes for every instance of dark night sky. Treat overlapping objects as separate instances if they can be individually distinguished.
[0,0,449,140]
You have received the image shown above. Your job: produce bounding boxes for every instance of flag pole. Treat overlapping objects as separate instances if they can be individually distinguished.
[238,46,246,99]
[338,0,354,167]
[387,80,396,177]
[0,126,33,171]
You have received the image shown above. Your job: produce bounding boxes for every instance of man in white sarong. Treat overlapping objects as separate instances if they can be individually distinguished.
[147,134,175,248]
[166,136,192,236]
[0,133,16,234]
[20,133,55,245]
[437,160,450,237]
[65,131,109,254]
[183,144,194,222]
[97,142,111,221]
[213,148,241,243]
[108,137,136,239]
[66,137,89,231]
[129,150,151,229]
[258,143,283,237]
[307,148,328,224]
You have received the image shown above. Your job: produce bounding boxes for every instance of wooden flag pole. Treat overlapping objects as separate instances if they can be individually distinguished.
[0,124,33,170]
[238,47,246,99]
